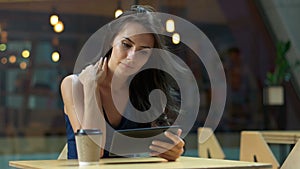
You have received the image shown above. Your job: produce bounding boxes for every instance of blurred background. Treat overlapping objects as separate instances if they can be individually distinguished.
[1,0,300,168]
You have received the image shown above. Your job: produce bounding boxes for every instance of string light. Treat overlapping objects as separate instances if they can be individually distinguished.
[50,14,59,26]
[49,8,59,26]
[172,33,180,44]
[19,61,27,70]
[53,21,64,33]
[9,55,17,63]
[22,50,30,58]
[49,8,64,33]
[1,31,8,44]
[166,19,175,33]
[51,51,60,62]
[115,9,123,18]
[114,0,123,18]
[1,57,7,64]
[0,43,6,51]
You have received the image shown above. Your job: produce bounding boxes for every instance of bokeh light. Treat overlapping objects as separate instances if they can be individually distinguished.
[53,21,64,33]
[166,19,175,33]
[19,61,27,70]
[115,9,123,18]
[22,50,30,58]
[50,14,59,26]
[51,51,60,62]
[9,55,17,63]
[0,43,7,51]
[1,57,7,64]
[172,33,180,44]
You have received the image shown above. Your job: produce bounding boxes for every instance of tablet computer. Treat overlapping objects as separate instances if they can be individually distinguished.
[109,125,180,156]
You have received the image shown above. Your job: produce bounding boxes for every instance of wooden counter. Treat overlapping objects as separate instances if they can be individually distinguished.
[10,156,271,169]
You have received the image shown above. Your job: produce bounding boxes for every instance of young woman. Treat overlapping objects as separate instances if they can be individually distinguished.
[61,5,185,161]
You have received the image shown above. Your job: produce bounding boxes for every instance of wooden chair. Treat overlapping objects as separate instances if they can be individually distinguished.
[240,131,279,169]
[281,139,300,169]
[198,127,225,159]
[57,143,68,160]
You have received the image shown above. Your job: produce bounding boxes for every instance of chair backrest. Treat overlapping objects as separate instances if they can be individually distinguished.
[57,143,68,160]
[281,139,300,169]
[240,131,279,169]
[198,127,225,159]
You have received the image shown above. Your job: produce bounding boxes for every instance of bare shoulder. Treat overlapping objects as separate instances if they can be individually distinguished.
[61,74,83,99]
[61,75,77,90]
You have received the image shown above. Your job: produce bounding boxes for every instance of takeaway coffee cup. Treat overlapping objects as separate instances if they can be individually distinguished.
[75,129,102,166]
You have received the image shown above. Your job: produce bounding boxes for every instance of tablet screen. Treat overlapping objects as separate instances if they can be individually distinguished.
[109,126,180,156]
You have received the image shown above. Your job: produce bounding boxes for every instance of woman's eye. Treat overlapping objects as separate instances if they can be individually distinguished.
[139,50,149,55]
[122,42,132,48]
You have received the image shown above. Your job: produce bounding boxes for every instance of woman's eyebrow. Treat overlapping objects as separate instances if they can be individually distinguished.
[123,37,134,44]
[123,37,151,49]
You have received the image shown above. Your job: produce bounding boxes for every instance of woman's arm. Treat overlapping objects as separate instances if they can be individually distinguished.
[62,58,107,130]
[61,73,106,158]
[61,73,104,130]
[77,57,108,129]
[61,75,84,132]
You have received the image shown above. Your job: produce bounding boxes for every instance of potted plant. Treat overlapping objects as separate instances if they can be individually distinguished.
[264,40,300,105]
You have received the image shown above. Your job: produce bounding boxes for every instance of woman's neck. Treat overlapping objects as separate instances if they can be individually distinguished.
[103,69,128,91]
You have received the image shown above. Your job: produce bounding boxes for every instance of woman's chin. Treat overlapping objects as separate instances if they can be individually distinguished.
[114,69,136,77]
[114,66,140,77]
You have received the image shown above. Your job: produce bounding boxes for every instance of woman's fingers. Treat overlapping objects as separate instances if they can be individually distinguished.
[94,57,101,68]
[149,129,185,161]
[150,140,184,155]
[151,140,175,151]
[177,128,182,137]
[149,144,182,161]
[164,131,185,148]
[96,57,108,73]
[79,65,92,83]
[149,144,169,154]
[95,57,108,85]
[95,57,103,73]
[102,57,108,71]
[100,148,104,158]
[165,131,178,143]
[98,57,104,70]
[150,150,177,161]
[158,153,177,161]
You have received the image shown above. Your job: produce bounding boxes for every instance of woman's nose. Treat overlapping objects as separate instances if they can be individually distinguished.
[126,49,136,60]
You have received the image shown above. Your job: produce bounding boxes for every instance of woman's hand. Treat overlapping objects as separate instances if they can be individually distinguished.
[149,129,185,161]
[78,57,108,143]
[78,57,108,88]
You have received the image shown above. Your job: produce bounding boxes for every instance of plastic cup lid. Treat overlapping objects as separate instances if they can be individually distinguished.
[75,129,102,135]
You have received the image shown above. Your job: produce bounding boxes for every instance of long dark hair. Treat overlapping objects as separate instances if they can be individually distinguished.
[104,5,181,126]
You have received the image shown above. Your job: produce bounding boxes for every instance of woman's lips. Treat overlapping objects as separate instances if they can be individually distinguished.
[121,62,134,69]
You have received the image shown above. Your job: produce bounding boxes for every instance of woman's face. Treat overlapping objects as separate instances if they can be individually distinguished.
[108,22,155,76]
